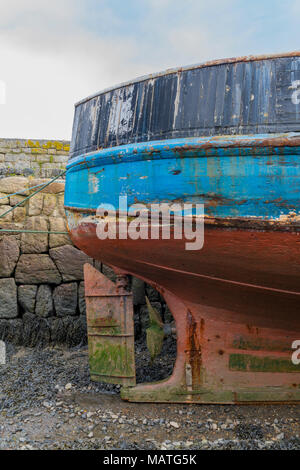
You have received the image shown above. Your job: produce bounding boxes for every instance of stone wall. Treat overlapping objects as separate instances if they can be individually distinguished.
[0,138,69,179]
[0,176,89,346]
[0,175,171,347]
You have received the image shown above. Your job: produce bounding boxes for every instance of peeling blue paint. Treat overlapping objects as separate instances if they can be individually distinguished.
[65,135,300,220]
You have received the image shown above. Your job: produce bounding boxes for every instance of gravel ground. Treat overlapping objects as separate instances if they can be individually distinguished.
[0,339,299,450]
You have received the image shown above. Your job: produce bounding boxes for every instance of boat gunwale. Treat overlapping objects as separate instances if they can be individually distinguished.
[75,51,300,107]
[67,132,300,168]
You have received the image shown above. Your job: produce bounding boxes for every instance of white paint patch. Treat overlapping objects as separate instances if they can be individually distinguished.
[172,73,181,130]
[108,85,134,138]
[0,341,6,365]
[291,80,300,105]
[88,173,99,194]
[90,97,100,144]
[232,83,242,122]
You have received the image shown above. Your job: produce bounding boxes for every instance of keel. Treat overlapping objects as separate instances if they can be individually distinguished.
[122,290,300,404]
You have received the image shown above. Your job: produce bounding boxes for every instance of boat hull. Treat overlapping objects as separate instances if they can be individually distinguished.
[66,216,300,402]
[66,52,300,401]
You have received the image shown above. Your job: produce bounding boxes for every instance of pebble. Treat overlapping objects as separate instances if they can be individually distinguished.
[170,421,179,429]
[0,343,299,451]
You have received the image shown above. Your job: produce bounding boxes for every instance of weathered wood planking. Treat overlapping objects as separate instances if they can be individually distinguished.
[70,54,300,158]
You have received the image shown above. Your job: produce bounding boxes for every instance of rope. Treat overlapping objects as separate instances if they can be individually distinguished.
[0,229,68,234]
[0,170,69,235]
[0,181,61,201]
[0,170,66,220]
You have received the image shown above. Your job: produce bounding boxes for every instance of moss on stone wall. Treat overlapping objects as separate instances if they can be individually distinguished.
[0,138,70,179]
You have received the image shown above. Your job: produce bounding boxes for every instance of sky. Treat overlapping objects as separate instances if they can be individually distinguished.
[0,0,299,140]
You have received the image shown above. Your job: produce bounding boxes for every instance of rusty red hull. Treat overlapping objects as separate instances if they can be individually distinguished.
[68,219,300,403]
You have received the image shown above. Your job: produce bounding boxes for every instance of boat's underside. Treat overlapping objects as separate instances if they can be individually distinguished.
[66,215,300,403]
[66,214,300,330]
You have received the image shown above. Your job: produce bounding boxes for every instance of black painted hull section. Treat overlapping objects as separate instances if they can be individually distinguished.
[70,53,300,158]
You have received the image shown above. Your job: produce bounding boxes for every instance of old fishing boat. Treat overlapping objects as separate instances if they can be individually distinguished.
[65,52,300,403]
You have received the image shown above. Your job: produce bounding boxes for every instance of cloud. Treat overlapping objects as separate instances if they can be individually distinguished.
[0,1,148,139]
[0,0,298,140]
